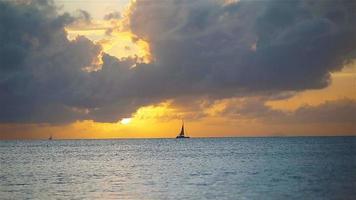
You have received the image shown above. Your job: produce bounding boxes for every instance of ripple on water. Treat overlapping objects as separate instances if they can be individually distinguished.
[0,137,355,200]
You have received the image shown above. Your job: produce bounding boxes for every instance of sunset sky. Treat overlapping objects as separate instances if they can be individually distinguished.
[0,0,355,139]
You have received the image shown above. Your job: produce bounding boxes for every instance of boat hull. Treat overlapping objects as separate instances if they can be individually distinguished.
[176,136,190,139]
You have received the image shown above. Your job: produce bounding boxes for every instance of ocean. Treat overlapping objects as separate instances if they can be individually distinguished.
[1,137,356,200]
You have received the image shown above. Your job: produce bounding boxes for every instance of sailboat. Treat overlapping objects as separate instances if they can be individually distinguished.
[48,134,53,140]
[176,121,190,139]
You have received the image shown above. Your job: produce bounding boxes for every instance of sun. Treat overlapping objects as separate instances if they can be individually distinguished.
[120,118,132,125]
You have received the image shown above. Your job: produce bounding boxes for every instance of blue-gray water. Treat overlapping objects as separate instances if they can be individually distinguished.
[1,137,356,200]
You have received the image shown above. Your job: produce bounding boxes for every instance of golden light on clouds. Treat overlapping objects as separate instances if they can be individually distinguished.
[101,31,153,63]
[132,101,178,121]
[66,22,152,64]
[65,0,153,65]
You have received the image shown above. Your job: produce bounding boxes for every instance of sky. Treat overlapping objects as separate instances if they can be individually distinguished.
[0,0,355,139]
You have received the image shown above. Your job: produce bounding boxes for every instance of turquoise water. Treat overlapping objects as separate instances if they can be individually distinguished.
[1,137,356,199]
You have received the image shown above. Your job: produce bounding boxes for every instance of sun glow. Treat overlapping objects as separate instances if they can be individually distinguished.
[120,118,132,125]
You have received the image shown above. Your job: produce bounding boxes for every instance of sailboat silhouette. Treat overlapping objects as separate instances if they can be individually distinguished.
[176,120,190,139]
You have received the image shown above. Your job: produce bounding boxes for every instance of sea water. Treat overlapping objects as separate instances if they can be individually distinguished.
[1,137,356,200]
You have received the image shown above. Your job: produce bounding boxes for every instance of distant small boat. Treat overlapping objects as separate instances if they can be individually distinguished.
[176,121,190,139]
[48,135,53,140]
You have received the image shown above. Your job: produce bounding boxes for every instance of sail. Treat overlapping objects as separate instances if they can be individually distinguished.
[179,123,185,136]
[176,120,189,138]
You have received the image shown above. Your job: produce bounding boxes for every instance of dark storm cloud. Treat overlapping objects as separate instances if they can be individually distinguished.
[0,0,109,123]
[1,0,356,124]
[128,0,356,93]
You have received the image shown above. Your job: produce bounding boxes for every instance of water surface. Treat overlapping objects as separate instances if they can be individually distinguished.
[1,137,356,199]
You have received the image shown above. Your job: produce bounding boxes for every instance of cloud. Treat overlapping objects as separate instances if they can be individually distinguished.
[0,0,106,123]
[0,0,356,125]
[287,99,356,124]
[104,11,121,20]
[128,0,356,93]
[219,97,356,125]
[75,9,91,23]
